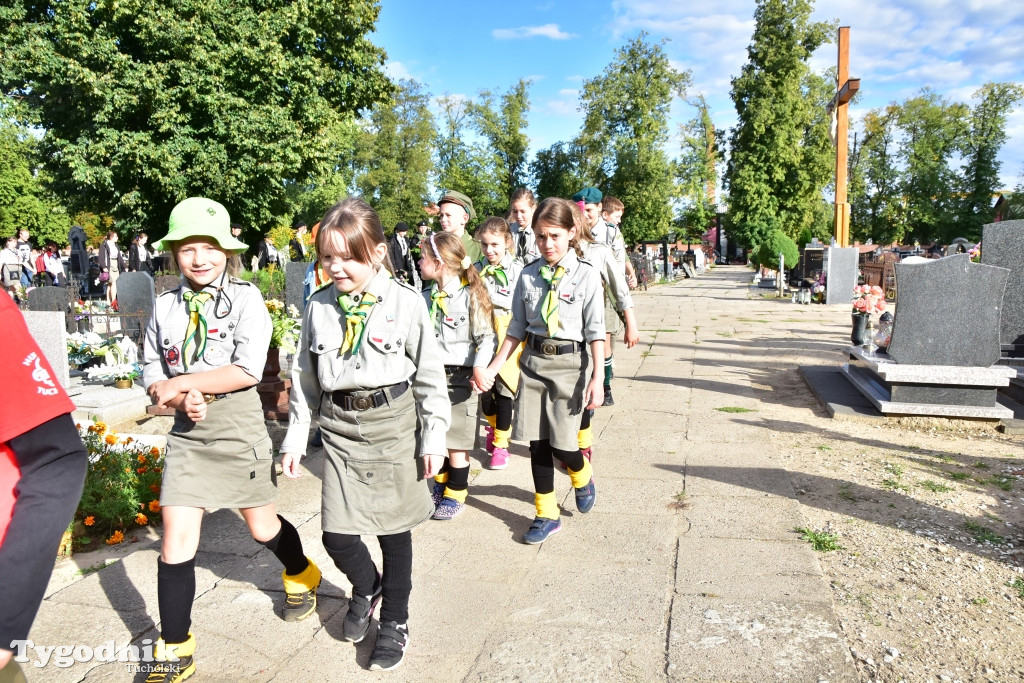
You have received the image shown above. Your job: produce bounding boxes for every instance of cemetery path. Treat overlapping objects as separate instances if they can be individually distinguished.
[25,266,1024,682]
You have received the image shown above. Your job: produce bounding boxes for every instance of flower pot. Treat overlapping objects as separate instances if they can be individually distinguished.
[114,378,133,389]
[261,347,282,385]
[851,312,869,346]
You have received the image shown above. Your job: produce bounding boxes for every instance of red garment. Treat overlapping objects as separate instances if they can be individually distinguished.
[0,293,76,541]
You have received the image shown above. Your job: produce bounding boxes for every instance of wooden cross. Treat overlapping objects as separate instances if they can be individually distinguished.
[828,26,860,248]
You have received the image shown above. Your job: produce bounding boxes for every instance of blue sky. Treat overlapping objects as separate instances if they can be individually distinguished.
[372,0,1024,194]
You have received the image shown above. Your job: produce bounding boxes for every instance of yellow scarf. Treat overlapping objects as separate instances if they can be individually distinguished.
[539,265,565,337]
[181,291,213,371]
[338,293,375,355]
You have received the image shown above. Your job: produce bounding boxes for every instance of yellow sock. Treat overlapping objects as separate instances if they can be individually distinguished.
[535,491,559,520]
[577,426,593,450]
[485,413,497,428]
[493,427,511,449]
[568,459,593,489]
[155,632,196,661]
[434,472,449,485]
[282,557,321,593]
[443,486,468,503]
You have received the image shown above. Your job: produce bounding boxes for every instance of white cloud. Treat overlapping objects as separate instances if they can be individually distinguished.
[544,98,581,117]
[565,75,584,82]
[558,88,579,97]
[384,61,414,82]
[492,23,576,41]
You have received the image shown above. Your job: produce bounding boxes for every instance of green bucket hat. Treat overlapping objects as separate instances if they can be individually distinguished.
[152,197,248,252]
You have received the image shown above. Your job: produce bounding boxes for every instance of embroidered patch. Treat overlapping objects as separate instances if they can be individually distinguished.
[165,346,180,366]
[498,287,510,295]
[204,345,227,365]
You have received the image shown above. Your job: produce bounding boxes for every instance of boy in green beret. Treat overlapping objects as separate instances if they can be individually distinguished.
[437,191,483,264]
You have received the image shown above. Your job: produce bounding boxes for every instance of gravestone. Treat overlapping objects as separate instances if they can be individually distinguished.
[824,246,858,305]
[23,311,70,388]
[68,225,88,276]
[154,274,181,295]
[285,261,308,313]
[981,220,1024,357]
[27,286,68,312]
[116,272,155,339]
[887,254,1008,367]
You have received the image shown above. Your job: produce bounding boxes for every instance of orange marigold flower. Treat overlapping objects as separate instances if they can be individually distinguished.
[137,466,148,474]
[150,447,160,457]
[138,454,147,464]
[94,422,107,434]
[75,423,82,429]
[135,513,148,525]
[84,516,95,526]
[148,500,161,513]
[104,434,118,445]
[106,530,125,545]
[125,437,134,444]
[124,467,131,474]
[149,484,160,493]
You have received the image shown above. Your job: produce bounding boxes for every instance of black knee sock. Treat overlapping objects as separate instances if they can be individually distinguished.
[322,532,379,597]
[480,390,496,419]
[580,408,593,431]
[378,531,413,625]
[530,440,555,494]
[446,465,469,492]
[552,446,584,473]
[258,515,309,576]
[495,394,514,432]
[157,557,196,644]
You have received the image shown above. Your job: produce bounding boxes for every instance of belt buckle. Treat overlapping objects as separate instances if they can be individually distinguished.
[541,341,558,356]
[352,396,372,411]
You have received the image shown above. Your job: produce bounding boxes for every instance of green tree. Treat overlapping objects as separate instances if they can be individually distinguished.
[434,95,503,219]
[755,228,799,272]
[352,79,436,230]
[577,33,690,244]
[2,0,391,234]
[468,79,532,208]
[724,0,834,247]
[954,82,1024,240]
[677,94,722,242]
[849,106,903,243]
[531,142,583,201]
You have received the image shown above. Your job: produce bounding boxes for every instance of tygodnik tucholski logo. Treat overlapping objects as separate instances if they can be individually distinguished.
[9,638,179,669]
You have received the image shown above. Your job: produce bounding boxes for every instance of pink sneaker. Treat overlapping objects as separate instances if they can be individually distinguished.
[490,447,509,470]
[485,426,495,454]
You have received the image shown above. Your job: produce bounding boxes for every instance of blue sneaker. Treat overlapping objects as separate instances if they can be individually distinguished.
[430,481,445,508]
[431,497,465,521]
[310,428,323,448]
[523,517,562,544]
[575,478,596,513]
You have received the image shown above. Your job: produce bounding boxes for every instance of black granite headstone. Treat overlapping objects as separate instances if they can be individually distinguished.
[887,254,1009,367]
[285,261,308,314]
[154,274,182,295]
[117,272,155,338]
[68,225,88,276]
[27,286,68,312]
[981,220,1024,357]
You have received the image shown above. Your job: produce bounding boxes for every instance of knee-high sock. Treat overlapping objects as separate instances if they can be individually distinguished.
[158,557,196,644]
[322,532,378,598]
[551,445,584,473]
[434,459,450,486]
[378,531,413,625]
[604,356,613,385]
[534,492,559,520]
[494,394,514,432]
[444,465,469,503]
[577,408,593,449]
[530,440,554,494]
[258,515,309,576]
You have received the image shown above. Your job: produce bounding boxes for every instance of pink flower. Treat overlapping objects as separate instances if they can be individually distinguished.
[853,299,868,312]
[869,286,883,297]
[876,300,886,312]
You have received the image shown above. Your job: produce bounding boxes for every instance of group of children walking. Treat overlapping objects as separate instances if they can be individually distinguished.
[139,187,637,679]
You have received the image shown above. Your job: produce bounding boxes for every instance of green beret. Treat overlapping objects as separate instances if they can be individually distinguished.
[438,190,477,221]
[572,187,603,204]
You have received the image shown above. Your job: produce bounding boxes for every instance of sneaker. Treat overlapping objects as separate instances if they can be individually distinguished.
[575,478,596,513]
[431,497,465,520]
[489,447,510,470]
[484,425,495,454]
[369,621,409,671]
[580,446,593,463]
[343,577,382,643]
[310,428,323,448]
[430,481,445,508]
[282,560,321,622]
[523,517,562,544]
[602,385,614,406]
[147,635,196,683]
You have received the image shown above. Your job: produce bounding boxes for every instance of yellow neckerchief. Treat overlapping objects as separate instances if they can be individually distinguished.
[539,264,566,337]
[429,276,469,329]
[181,290,213,371]
[338,292,376,355]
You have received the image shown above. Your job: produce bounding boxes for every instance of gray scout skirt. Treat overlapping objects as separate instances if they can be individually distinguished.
[446,366,480,451]
[319,386,433,535]
[512,342,590,452]
[160,387,277,509]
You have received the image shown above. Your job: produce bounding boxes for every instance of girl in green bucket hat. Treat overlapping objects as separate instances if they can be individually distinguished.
[142,197,322,682]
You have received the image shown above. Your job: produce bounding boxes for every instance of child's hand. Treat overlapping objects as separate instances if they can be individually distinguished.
[475,366,496,393]
[585,379,604,411]
[623,325,639,348]
[148,377,183,408]
[421,453,445,478]
[280,452,303,479]
[183,388,207,422]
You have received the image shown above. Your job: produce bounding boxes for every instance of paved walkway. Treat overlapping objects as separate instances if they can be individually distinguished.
[24,266,860,682]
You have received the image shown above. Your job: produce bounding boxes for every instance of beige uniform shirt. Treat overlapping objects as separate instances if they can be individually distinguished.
[143,276,271,387]
[581,241,634,312]
[474,253,523,313]
[282,267,451,457]
[591,220,627,268]
[507,250,605,344]
[423,275,496,368]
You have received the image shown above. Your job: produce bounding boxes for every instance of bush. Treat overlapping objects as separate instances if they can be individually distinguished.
[74,422,165,550]
[239,267,286,301]
[755,230,799,272]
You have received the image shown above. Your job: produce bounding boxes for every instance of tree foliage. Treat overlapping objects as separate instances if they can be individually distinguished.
[577,33,690,244]
[725,0,834,248]
[1,0,391,235]
[677,95,722,241]
[468,80,532,209]
[531,142,584,202]
[755,229,799,271]
[434,95,503,219]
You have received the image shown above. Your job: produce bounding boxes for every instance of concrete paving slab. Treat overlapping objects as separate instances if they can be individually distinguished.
[683,495,809,542]
[667,597,858,682]
[684,464,797,499]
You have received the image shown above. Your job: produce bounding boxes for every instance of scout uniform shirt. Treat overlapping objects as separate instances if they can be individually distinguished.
[507,249,605,344]
[581,241,634,313]
[591,220,627,269]
[512,223,542,265]
[474,253,523,313]
[423,275,496,368]
[143,276,271,386]
[282,267,450,457]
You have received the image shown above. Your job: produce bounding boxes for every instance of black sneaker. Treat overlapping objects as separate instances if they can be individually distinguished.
[602,386,614,406]
[369,621,409,671]
[310,427,323,448]
[343,578,382,643]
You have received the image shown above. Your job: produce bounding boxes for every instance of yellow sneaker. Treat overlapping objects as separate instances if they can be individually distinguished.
[145,633,196,683]
[282,557,321,622]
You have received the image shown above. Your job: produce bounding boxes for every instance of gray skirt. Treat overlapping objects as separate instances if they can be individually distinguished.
[319,386,433,535]
[160,387,277,509]
[446,367,480,451]
[512,342,590,451]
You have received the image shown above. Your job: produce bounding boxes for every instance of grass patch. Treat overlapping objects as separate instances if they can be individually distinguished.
[795,526,843,552]
[972,597,989,605]
[883,461,905,477]
[668,490,691,511]
[985,475,1015,491]
[972,461,990,470]
[470,468,482,477]
[655,328,678,332]
[817,445,832,452]
[837,482,857,503]
[881,478,910,493]
[1008,578,1024,600]
[920,480,954,493]
[947,471,971,481]
[737,318,770,323]
[715,331,733,338]
[964,520,1005,545]
[715,406,756,413]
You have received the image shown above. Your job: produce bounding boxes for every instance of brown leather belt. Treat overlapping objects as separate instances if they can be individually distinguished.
[331,380,410,411]
[526,333,583,356]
